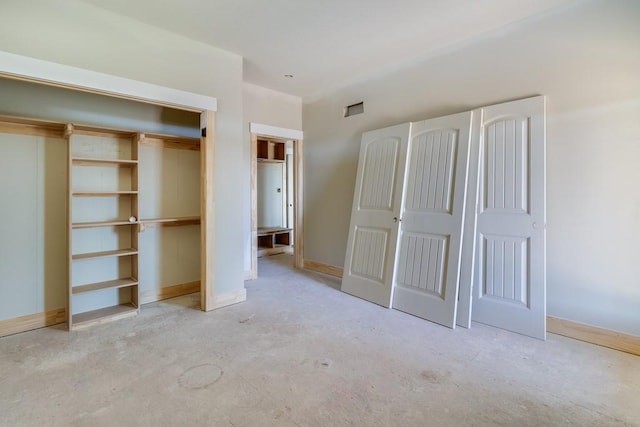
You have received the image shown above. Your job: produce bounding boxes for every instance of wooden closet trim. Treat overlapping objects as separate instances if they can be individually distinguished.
[0,115,65,138]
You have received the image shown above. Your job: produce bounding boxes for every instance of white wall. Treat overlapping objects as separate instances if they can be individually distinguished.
[303,0,640,335]
[0,0,245,298]
[242,82,302,272]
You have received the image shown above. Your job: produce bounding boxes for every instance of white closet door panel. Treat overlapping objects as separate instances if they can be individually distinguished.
[393,111,472,328]
[472,96,546,339]
[341,123,411,307]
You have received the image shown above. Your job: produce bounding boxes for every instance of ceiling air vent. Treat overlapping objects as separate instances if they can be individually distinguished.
[344,101,364,118]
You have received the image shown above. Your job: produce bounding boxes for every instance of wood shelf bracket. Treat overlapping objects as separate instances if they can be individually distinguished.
[63,123,74,139]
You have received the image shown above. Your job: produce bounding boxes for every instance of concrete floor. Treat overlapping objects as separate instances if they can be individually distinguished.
[1,255,639,426]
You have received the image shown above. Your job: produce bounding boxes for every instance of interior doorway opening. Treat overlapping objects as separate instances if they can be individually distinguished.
[250,125,303,279]
[257,137,294,258]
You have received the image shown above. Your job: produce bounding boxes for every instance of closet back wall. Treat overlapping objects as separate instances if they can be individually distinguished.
[0,79,199,137]
[0,131,66,322]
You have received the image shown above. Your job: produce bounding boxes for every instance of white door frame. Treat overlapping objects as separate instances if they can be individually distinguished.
[0,51,220,311]
[249,123,304,279]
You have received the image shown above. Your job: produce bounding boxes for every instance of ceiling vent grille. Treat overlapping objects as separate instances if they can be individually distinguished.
[344,102,364,118]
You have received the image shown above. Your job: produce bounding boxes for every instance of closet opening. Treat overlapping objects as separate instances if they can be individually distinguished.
[0,55,219,335]
[250,128,303,279]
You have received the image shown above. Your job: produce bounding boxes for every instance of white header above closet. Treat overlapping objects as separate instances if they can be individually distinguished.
[0,51,217,112]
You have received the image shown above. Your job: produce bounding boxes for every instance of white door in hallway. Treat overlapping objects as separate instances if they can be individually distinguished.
[341,123,411,307]
[471,96,546,339]
[392,112,473,328]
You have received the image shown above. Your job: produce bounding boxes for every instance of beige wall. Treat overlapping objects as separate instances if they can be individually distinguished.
[0,0,245,297]
[302,0,640,335]
[242,82,302,272]
[0,133,67,321]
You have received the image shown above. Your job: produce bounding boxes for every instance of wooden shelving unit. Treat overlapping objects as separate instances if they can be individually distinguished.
[67,126,140,331]
[65,127,204,330]
[257,227,292,257]
[0,113,212,337]
[257,138,285,162]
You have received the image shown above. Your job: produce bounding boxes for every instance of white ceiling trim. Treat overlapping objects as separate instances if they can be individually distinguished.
[0,51,217,112]
[250,123,303,140]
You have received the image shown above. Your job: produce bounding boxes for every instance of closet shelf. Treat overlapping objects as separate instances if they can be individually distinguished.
[72,157,138,167]
[257,228,292,257]
[71,303,138,330]
[257,158,285,163]
[72,220,137,229]
[139,216,201,227]
[72,248,138,261]
[72,191,138,197]
[72,277,138,295]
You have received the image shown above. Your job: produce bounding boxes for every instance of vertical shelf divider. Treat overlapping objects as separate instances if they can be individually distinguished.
[66,127,140,330]
[65,124,74,327]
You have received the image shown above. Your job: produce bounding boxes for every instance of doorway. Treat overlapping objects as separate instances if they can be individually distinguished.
[250,124,303,279]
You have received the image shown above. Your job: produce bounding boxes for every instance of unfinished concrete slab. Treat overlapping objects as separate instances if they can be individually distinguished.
[1,254,638,426]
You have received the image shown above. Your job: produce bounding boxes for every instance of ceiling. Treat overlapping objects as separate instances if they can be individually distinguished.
[78,0,576,100]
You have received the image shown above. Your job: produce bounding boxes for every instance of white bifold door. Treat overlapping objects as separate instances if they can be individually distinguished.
[342,96,545,339]
[341,123,410,307]
[470,96,546,339]
[341,111,473,329]
[392,112,473,328]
